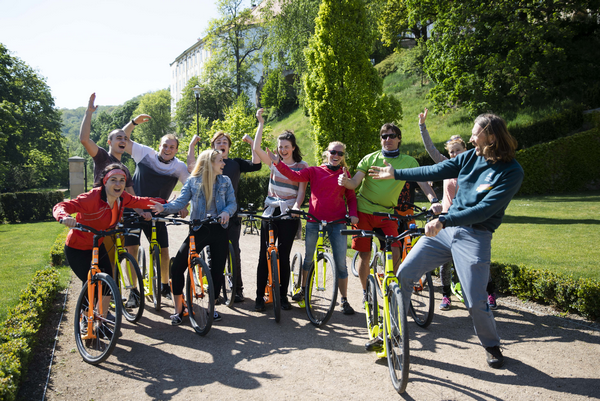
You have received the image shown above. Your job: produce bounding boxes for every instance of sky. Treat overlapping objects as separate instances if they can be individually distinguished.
[0,0,230,109]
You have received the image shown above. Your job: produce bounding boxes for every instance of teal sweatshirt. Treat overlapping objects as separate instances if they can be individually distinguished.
[393,149,524,232]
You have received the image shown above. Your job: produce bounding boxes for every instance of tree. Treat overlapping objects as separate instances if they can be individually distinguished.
[131,89,172,147]
[374,0,440,49]
[304,0,402,170]
[204,0,268,99]
[260,68,297,116]
[423,0,600,115]
[0,43,65,191]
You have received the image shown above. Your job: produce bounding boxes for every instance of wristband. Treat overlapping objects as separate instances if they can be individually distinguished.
[430,197,439,204]
[131,119,138,126]
[438,216,447,228]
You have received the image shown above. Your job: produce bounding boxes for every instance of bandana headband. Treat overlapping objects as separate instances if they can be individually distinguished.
[103,169,126,185]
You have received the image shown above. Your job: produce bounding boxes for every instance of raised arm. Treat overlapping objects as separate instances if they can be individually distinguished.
[253,108,271,165]
[419,108,447,164]
[79,93,100,157]
[187,135,201,171]
[122,114,152,154]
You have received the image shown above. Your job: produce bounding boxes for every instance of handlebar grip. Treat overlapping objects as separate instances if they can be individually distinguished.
[341,229,363,236]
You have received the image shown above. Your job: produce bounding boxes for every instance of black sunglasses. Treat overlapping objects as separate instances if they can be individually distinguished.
[381,133,398,140]
[328,150,345,156]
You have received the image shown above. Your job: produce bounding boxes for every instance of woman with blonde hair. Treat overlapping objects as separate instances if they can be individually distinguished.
[151,149,236,325]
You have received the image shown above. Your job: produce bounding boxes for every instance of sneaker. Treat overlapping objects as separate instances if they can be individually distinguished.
[213,311,222,322]
[485,345,505,368]
[341,299,355,315]
[281,296,292,310]
[254,297,266,312]
[125,288,140,308]
[234,292,245,303]
[488,293,498,310]
[170,312,183,326]
[215,296,225,305]
[365,336,384,352]
[439,296,451,311]
[291,289,305,302]
[161,284,172,300]
[106,312,116,323]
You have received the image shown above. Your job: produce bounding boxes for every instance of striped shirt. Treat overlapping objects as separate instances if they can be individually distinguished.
[266,160,308,201]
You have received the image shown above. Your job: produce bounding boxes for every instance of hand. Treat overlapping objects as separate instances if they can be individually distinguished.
[218,211,230,225]
[87,93,98,114]
[289,207,300,218]
[338,168,349,186]
[60,217,76,227]
[368,161,394,180]
[266,147,279,164]
[256,108,264,124]
[424,219,443,237]
[133,114,151,125]
[179,208,189,219]
[140,211,152,220]
[242,134,253,145]
[350,216,359,225]
[419,108,428,125]
[149,200,164,214]
[429,203,443,215]
[190,135,201,147]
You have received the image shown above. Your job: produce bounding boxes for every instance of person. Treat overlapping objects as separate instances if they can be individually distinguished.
[369,113,524,369]
[418,108,498,311]
[338,122,442,303]
[123,133,191,301]
[53,164,164,284]
[252,130,308,312]
[187,110,263,302]
[267,141,359,315]
[150,149,236,325]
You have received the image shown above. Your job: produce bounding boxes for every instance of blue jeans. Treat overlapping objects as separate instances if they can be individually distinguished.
[303,222,348,280]
[398,226,500,348]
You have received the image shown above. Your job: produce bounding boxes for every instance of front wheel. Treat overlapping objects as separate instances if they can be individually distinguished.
[270,250,281,323]
[74,273,122,365]
[117,252,144,323]
[186,257,215,336]
[372,252,385,299]
[409,272,434,328]
[386,282,409,394]
[305,253,338,327]
[289,252,303,298]
[151,245,161,311]
[351,241,377,277]
[223,242,238,308]
[366,274,379,335]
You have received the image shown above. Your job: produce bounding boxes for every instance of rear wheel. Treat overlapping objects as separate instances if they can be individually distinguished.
[409,272,434,328]
[386,282,409,394]
[151,245,161,311]
[223,242,238,308]
[372,251,385,298]
[186,257,215,336]
[289,252,303,298]
[117,252,144,323]
[366,275,379,334]
[270,250,281,323]
[305,253,338,327]
[74,273,122,365]
[351,241,377,277]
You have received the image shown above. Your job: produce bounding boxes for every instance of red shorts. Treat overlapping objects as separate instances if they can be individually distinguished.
[351,211,400,252]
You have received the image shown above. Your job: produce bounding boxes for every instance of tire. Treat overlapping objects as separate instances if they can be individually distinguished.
[151,245,161,311]
[223,242,238,308]
[186,257,215,336]
[409,272,434,328]
[351,241,377,278]
[305,253,338,327]
[270,250,281,323]
[450,265,464,303]
[372,252,385,299]
[139,246,149,300]
[117,252,144,323]
[289,252,303,298]
[74,273,122,365]
[365,275,379,334]
[386,282,409,394]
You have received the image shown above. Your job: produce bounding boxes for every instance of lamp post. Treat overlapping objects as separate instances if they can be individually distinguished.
[193,85,201,156]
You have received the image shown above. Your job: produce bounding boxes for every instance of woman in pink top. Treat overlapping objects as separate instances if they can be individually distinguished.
[419,108,497,311]
[267,141,359,315]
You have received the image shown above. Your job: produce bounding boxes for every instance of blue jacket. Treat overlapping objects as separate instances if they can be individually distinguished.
[162,174,237,225]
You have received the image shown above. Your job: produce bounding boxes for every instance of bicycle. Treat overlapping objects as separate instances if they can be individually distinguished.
[67,222,137,365]
[342,225,424,393]
[242,203,259,236]
[293,210,349,327]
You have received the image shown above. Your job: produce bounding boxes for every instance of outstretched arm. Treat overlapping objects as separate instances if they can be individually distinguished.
[338,168,366,189]
[253,108,272,165]
[79,93,99,157]
[368,161,395,180]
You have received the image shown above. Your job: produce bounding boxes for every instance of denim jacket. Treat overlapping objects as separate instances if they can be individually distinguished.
[162,175,237,226]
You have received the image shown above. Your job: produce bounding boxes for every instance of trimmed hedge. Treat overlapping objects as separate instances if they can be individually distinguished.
[237,170,270,210]
[0,191,64,224]
[50,228,69,267]
[0,268,60,401]
[516,128,600,194]
[490,262,600,321]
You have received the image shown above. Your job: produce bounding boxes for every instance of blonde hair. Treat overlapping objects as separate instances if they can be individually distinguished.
[210,131,232,148]
[191,149,222,206]
[444,135,467,151]
[322,141,348,169]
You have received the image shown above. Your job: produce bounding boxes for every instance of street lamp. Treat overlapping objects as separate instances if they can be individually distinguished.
[192,85,202,156]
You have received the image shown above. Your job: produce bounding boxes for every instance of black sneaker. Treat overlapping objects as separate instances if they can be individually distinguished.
[234,292,245,303]
[213,311,222,322]
[485,345,505,368]
[341,299,355,315]
[291,289,304,302]
[254,297,266,312]
[161,284,172,300]
[281,296,292,310]
[125,288,140,308]
[170,312,183,326]
[365,336,384,352]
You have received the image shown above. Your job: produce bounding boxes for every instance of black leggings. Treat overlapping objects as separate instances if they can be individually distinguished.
[65,244,112,283]
[171,224,228,297]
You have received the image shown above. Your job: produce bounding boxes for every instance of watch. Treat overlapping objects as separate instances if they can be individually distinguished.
[430,197,439,204]
[438,216,447,228]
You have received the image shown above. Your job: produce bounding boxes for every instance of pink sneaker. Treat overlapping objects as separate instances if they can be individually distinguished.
[439,296,451,311]
[488,294,498,310]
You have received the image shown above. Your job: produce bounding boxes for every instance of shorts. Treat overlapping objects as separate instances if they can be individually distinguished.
[123,219,169,248]
[351,211,400,252]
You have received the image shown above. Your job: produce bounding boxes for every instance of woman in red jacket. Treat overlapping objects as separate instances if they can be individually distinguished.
[53,164,163,282]
[267,141,359,315]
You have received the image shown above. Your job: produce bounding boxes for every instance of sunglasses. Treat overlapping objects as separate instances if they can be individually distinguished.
[381,133,398,140]
[328,150,345,157]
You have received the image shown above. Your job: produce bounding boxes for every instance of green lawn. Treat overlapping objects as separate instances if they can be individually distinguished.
[0,221,71,322]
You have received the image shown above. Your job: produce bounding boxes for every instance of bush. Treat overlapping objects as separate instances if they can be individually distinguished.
[0,268,60,401]
[237,170,270,210]
[50,228,69,266]
[375,52,402,78]
[516,128,600,194]
[0,191,64,224]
